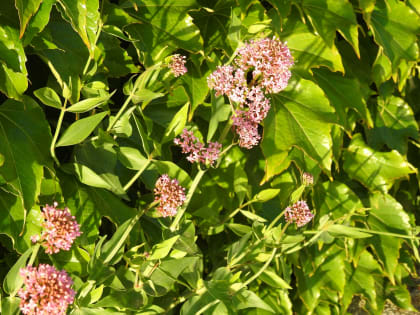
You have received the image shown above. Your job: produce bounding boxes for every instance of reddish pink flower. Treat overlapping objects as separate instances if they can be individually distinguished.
[232,110,261,149]
[284,201,314,227]
[236,37,294,93]
[154,174,186,217]
[302,172,314,186]
[18,264,75,315]
[169,54,188,77]
[174,129,221,166]
[34,202,81,254]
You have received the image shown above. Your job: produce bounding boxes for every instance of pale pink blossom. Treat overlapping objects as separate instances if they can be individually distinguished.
[18,264,75,315]
[34,202,81,254]
[174,129,221,166]
[169,54,188,77]
[302,172,314,186]
[154,174,186,217]
[284,201,314,227]
[232,110,261,149]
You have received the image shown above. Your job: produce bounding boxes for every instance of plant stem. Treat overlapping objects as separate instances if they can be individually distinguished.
[28,243,40,267]
[82,21,103,77]
[241,247,277,289]
[50,99,67,166]
[267,208,288,230]
[123,159,152,191]
[303,228,420,240]
[170,168,207,231]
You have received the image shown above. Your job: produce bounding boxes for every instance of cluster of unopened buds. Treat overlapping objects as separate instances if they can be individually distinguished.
[154,174,186,217]
[208,37,294,148]
[31,202,81,254]
[174,129,222,166]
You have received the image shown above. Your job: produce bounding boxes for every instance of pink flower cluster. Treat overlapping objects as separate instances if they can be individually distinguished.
[169,54,188,77]
[302,172,314,186]
[284,201,314,227]
[207,37,293,149]
[18,264,75,315]
[174,129,222,166]
[154,174,186,217]
[32,202,81,254]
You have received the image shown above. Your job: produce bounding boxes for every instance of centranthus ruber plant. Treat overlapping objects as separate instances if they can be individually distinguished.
[1,1,420,315]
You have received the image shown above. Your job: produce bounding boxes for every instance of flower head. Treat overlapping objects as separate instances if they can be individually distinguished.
[284,201,314,227]
[302,172,314,186]
[232,110,261,149]
[169,54,187,77]
[174,129,221,166]
[34,202,81,254]
[18,264,75,315]
[236,37,294,93]
[154,174,186,217]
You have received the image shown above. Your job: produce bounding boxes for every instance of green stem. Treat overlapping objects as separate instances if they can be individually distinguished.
[267,208,288,230]
[303,228,420,240]
[241,248,277,289]
[28,243,40,267]
[218,117,233,144]
[123,159,152,191]
[170,168,207,232]
[50,99,67,166]
[82,21,103,77]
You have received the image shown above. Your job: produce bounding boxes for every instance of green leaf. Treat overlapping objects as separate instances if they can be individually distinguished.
[117,147,148,170]
[124,0,203,65]
[343,133,414,192]
[15,0,42,38]
[368,95,419,154]
[0,97,52,210]
[314,181,363,219]
[234,289,275,313]
[148,235,180,260]
[300,0,359,56]
[364,0,420,69]
[93,289,146,310]
[153,160,192,188]
[181,64,209,118]
[57,0,100,53]
[161,103,189,143]
[21,0,55,46]
[326,225,372,238]
[34,87,62,109]
[56,112,108,147]
[367,193,411,283]
[207,94,230,141]
[252,189,280,203]
[249,265,291,289]
[0,26,28,100]
[312,67,373,130]
[280,18,344,73]
[3,247,32,295]
[1,297,20,315]
[261,78,336,182]
[66,91,115,113]
[49,246,90,277]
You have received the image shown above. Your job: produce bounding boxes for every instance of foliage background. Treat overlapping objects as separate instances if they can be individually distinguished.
[0,0,420,314]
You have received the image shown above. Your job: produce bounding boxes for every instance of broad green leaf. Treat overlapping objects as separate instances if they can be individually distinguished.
[3,247,32,295]
[21,0,55,46]
[123,0,203,65]
[1,297,20,315]
[326,225,372,238]
[364,0,420,69]
[153,160,192,188]
[368,96,419,154]
[280,18,344,73]
[161,103,189,143]
[148,235,180,260]
[56,112,108,147]
[0,191,25,252]
[343,134,414,192]
[0,97,52,210]
[181,64,209,118]
[49,246,90,277]
[312,67,373,130]
[66,91,115,113]
[34,87,62,109]
[249,265,291,289]
[234,290,275,313]
[372,51,392,87]
[314,181,363,219]
[93,289,145,310]
[207,94,230,141]
[300,0,359,56]
[252,189,280,203]
[117,147,148,170]
[0,26,28,100]
[239,210,266,222]
[15,0,42,37]
[367,193,411,283]
[57,0,100,53]
[261,78,336,182]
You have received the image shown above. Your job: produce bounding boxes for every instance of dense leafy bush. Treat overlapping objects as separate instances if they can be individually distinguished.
[0,0,420,314]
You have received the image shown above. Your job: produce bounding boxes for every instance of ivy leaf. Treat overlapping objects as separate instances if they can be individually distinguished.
[0,25,28,100]
[57,0,100,54]
[363,0,420,69]
[299,0,359,56]
[367,193,411,284]
[368,96,419,154]
[0,97,52,210]
[312,67,373,130]
[124,0,203,65]
[279,14,344,73]
[314,181,363,220]
[343,133,415,193]
[261,77,336,183]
